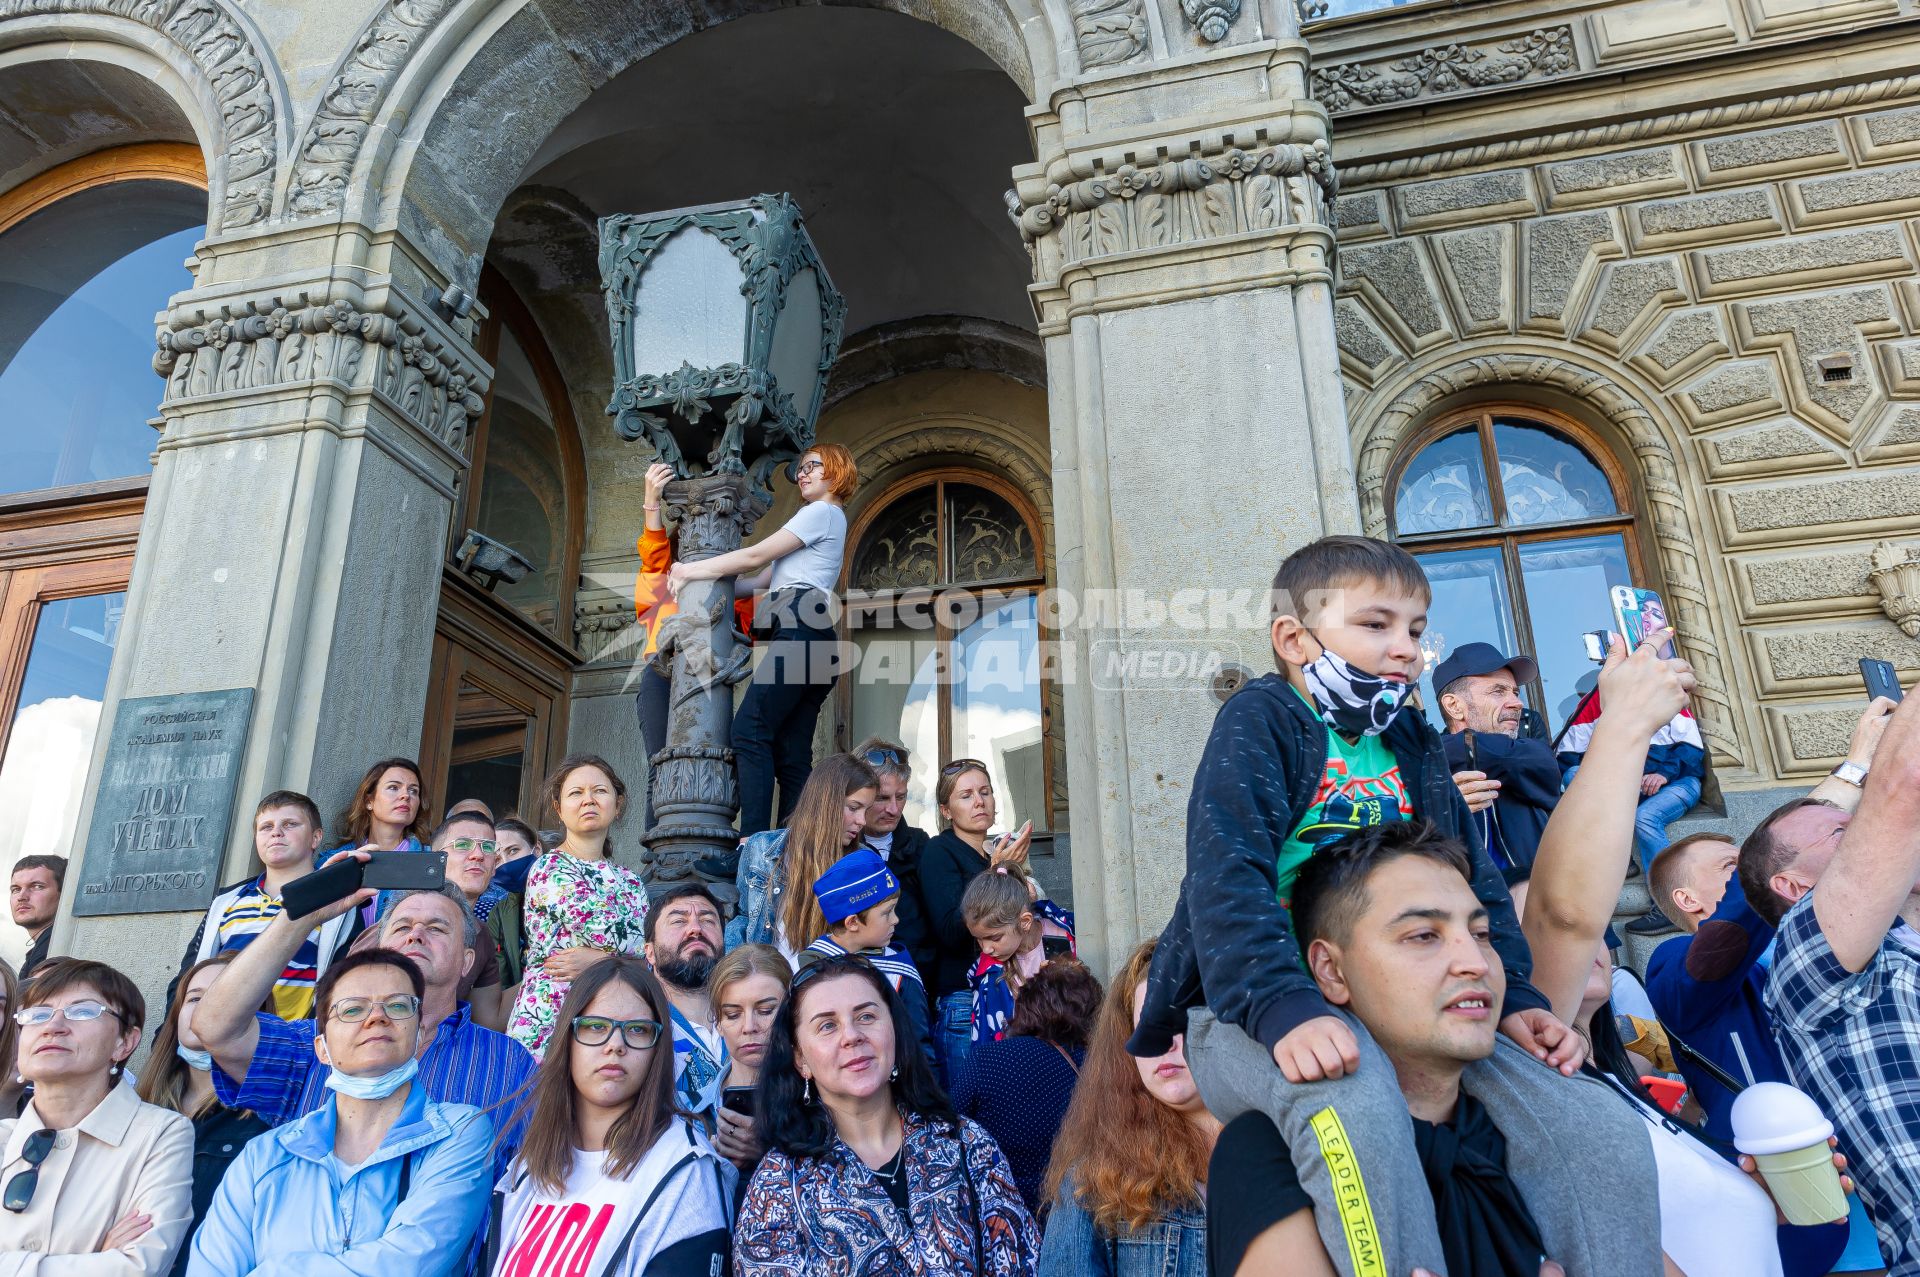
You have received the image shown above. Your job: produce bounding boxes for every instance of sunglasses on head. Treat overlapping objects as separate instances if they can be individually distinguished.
[790,953,880,991]
[3,1128,54,1213]
[939,758,988,777]
[863,747,905,769]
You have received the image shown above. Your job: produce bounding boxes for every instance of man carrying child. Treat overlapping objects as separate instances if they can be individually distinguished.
[1130,536,1586,1276]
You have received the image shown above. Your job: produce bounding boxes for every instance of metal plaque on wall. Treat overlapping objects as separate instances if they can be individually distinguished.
[72,688,255,917]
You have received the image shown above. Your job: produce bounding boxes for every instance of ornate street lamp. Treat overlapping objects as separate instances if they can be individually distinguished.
[601,194,845,887]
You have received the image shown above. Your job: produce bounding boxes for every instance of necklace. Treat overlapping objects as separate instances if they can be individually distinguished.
[870,1145,906,1184]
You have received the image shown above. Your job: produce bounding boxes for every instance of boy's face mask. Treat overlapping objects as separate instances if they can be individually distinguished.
[1301,633,1409,738]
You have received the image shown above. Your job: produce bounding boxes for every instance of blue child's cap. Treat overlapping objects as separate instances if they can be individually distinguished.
[813,848,901,925]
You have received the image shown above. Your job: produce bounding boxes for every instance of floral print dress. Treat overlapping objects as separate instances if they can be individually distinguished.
[506,851,650,1058]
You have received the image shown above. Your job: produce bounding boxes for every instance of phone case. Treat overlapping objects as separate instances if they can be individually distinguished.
[1861,658,1905,704]
[281,858,363,919]
[1611,586,1677,660]
[360,851,448,891]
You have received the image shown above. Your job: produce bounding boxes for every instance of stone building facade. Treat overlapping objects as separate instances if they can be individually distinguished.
[0,0,1913,1005]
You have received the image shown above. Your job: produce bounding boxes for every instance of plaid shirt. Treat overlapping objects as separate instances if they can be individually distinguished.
[1766,895,1920,1273]
[212,1002,534,1178]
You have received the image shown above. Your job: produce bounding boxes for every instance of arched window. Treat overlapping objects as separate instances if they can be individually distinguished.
[843,470,1051,833]
[1388,406,1646,734]
[0,161,202,497]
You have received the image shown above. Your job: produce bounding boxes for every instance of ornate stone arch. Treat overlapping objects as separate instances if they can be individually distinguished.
[847,416,1055,564]
[0,0,284,231]
[358,0,1059,280]
[1353,351,1743,768]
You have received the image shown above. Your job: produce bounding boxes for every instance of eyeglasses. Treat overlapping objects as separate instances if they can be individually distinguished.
[940,758,988,777]
[446,838,497,856]
[327,995,420,1025]
[13,1001,121,1028]
[863,747,905,769]
[3,1128,53,1213]
[571,1016,663,1049]
[796,459,824,476]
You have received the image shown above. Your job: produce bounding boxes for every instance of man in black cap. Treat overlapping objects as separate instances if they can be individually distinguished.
[1433,643,1562,880]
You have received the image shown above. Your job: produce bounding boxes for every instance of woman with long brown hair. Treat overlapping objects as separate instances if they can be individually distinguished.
[330,756,434,929]
[507,755,651,1058]
[726,752,879,963]
[491,956,731,1277]
[1038,941,1218,1277]
[135,953,269,1277]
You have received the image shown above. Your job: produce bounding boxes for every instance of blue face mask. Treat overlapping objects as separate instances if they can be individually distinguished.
[176,1045,214,1072]
[324,1055,418,1101]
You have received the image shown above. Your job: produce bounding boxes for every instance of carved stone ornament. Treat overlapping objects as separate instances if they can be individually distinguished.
[1067,0,1149,68]
[1181,0,1240,43]
[153,292,488,448]
[1312,26,1575,114]
[1869,541,1920,638]
[288,0,457,219]
[1006,141,1336,263]
[0,0,278,229]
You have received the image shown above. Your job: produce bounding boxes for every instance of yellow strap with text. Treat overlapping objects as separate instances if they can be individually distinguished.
[1308,1106,1387,1277]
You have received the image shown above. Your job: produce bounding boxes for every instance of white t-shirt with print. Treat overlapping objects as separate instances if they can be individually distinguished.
[492,1125,733,1277]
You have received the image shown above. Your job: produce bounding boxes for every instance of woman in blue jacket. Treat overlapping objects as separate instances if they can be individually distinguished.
[188,949,494,1277]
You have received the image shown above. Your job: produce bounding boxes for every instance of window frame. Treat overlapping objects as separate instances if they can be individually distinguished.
[1385,404,1651,723]
[836,466,1055,830]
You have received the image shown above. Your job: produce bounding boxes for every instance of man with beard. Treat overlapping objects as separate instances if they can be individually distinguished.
[644,883,728,1117]
[1435,644,1561,880]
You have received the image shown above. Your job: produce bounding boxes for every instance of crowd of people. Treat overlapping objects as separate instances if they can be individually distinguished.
[2,447,1914,1277]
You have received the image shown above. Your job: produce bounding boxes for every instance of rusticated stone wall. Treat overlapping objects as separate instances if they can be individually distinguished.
[1330,34,1920,789]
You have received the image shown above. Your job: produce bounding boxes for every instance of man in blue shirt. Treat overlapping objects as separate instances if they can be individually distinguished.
[196,864,533,1175]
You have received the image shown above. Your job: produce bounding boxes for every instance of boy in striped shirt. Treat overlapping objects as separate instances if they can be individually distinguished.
[804,849,933,1061]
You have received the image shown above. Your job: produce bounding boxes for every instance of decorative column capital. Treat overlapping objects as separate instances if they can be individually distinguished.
[1869,541,1920,638]
[153,279,489,452]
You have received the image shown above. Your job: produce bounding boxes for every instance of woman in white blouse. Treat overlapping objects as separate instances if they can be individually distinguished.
[669,443,858,839]
[0,958,193,1276]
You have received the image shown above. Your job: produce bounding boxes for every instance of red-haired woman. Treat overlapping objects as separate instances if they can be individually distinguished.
[669,444,858,839]
[1038,942,1223,1277]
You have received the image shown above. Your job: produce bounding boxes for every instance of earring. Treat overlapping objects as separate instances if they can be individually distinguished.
[890,1066,899,1081]
[803,1076,812,1103]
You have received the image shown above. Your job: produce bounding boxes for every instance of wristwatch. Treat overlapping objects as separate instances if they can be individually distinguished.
[1830,760,1869,787]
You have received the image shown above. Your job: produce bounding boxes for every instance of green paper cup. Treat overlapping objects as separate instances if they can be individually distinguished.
[1753,1142,1849,1226]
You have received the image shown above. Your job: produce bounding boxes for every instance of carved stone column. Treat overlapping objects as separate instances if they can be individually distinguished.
[641,475,768,884]
[50,243,488,999]
[1007,38,1360,971]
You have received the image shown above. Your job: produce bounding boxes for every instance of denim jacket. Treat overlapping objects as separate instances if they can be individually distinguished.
[1037,1177,1207,1277]
[186,1081,493,1277]
[727,829,789,951]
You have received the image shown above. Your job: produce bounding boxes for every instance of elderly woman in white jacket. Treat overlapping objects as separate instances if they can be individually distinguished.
[0,958,194,1277]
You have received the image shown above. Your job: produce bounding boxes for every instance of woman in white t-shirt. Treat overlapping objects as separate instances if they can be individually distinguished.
[669,443,857,838]
[491,956,734,1277]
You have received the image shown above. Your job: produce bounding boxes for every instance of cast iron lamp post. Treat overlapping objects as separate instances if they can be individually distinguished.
[600,194,845,887]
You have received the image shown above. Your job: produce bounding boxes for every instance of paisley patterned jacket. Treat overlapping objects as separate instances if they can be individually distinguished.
[735,1109,1041,1276]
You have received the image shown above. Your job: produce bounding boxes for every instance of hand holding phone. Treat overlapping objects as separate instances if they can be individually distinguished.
[1861,658,1906,705]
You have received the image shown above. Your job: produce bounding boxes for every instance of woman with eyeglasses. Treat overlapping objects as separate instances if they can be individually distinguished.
[0,957,193,1276]
[728,753,879,964]
[919,760,1034,1087]
[188,949,493,1277]
[134,953,270,1277]
[490,956,732,1277]
[736,954,1039,1276]
[668,444,859,840]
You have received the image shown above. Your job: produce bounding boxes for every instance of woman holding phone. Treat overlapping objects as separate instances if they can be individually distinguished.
[705,944,791,1181]
[330,758,434,929]
[916,760,1034,1086]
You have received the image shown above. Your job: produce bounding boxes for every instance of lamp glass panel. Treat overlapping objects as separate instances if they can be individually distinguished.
[767,266,824,415]
[628,226,749,374]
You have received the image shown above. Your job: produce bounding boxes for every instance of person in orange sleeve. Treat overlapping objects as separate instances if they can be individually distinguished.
[635,460,755,830]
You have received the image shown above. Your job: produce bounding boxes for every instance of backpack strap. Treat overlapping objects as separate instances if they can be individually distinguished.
[599,1138,707,1277]
[483,1165,529,1277]
[396,1152,414,1202]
